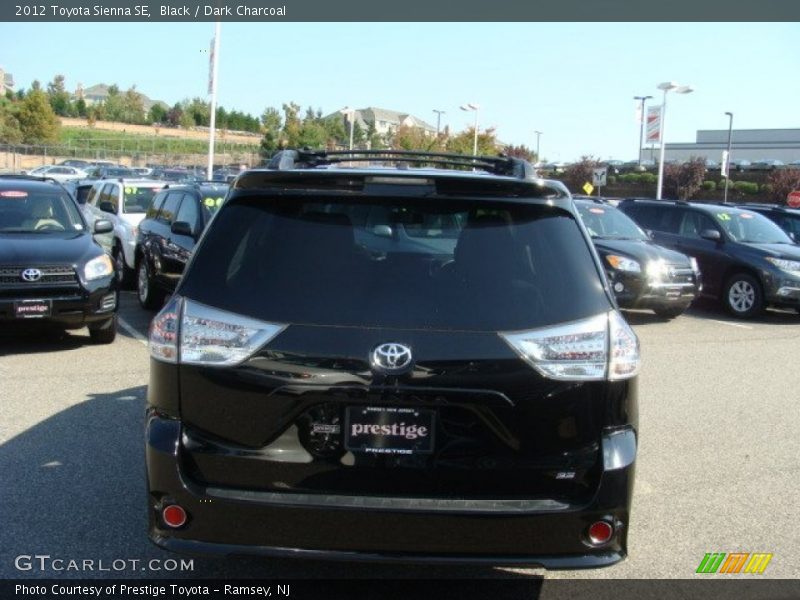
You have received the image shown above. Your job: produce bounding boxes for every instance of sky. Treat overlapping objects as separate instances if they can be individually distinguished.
[1,22,799,162]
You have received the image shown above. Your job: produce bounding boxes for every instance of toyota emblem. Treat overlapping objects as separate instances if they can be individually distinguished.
[21,268,42,282]
[371,343,413,373]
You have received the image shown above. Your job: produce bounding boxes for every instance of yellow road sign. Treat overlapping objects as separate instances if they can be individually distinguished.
[583,182,594,195]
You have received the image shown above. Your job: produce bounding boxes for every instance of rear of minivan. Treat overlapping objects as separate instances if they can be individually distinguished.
[145,169,639,567]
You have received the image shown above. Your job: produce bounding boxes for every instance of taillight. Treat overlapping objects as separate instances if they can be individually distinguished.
[148,296,286,367]
[499,311,640,381]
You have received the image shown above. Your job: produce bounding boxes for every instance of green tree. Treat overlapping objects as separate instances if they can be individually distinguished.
[445,127,498,157]
[17,89,60,144]
[503,143,536,162]
[120,87,146,124]
[102,85,125,121]
[46,74,72,117]
[0,99,23,144]
[74,97,87,117]
[281,102,302,147]
[260,106,283,156]
[148,103,167,124]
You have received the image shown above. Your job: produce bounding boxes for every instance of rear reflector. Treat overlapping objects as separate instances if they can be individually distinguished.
[587,520,614,545]
[162,504,187,528]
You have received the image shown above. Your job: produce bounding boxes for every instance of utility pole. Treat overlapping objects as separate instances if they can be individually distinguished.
[433,109,445,136]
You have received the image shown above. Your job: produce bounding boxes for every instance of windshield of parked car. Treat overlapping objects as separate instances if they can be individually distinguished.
[0,189,85,233]
[710,209,794,244]
[180,195,610,331]
[575,202,648,241]
[123,185,162,214]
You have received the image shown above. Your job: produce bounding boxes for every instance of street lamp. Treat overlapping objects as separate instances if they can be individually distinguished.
[534,130,542,162]
[460,103,480,156]
[433,109,446,136]
[633,95,653,167]
[655,82,694,200]
[339,106,356,150]
[723,112,734,203]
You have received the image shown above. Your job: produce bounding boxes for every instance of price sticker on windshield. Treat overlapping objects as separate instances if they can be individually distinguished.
[203,197,224,208]
[0,190,28,199]
[717,213,732,221]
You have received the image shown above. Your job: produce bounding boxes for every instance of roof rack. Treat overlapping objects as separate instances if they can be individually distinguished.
[265,149,538,180]
[164,180,229,189]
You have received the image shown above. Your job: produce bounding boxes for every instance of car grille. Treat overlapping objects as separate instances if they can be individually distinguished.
[0,265,78,286]
[663,265,694,285]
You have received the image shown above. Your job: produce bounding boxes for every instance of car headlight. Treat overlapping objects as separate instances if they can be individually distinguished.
[645,259,669,279]
[606,255,641,273]
[765,257,800,276]
[84,254,114,281]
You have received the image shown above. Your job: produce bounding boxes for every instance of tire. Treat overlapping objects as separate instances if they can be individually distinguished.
[137,257,165,310]
[89,314,117,344]
[723,273,763,319]
[653,306,686,320]
[113,241,134,289]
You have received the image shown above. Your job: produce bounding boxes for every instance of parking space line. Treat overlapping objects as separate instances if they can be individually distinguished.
[118,315,148,346]
[708,319,753,330]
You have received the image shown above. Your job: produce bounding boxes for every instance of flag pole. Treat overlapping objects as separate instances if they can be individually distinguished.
[206,21,221,181]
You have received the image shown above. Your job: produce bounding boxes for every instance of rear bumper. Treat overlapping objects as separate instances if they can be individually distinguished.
[145,414,636,568]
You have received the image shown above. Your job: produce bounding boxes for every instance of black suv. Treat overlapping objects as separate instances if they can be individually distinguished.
[135,182,229,309]
[619,199,800,318]
[736,203,800,242]
[0,176,118,342]
[574,198,700,319]
[145,150,640,568]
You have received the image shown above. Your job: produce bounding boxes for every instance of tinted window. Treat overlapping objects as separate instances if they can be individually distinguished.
[158,192,183,224]
[175,194,200,232]
[86,184,101,206]
[147,191,168,219]
[180,195,610,331]
[678,210,719,239]
[99,184,119,213]
[624,204,678,233]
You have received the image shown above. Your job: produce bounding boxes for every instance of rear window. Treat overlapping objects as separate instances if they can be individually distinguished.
[179,195,610,331]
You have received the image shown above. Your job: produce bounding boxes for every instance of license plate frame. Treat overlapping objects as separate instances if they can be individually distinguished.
[14,299,52,319]
[345,406,435,455]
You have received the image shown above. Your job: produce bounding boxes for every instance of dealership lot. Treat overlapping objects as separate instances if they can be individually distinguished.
[0,292,798,582]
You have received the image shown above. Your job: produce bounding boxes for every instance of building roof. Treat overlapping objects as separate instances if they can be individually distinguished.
[324,106,437,133]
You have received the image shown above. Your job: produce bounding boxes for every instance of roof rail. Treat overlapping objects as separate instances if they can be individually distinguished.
[164,180,229,189]
[265,149,538,180]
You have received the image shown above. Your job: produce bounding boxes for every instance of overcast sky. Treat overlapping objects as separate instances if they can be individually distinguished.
[2,22,798,161]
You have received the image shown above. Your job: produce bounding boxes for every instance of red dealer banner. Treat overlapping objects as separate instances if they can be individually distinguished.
[645,105,662,144]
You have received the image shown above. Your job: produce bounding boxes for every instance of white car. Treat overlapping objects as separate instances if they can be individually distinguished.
[26,165,88,181]
[83,178,165,286]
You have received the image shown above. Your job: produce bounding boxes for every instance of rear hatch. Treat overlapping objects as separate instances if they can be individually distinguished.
[171,188,623,503]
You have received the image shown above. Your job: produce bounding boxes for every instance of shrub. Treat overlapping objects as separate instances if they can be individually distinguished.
[702,180,716,191]
[734,181,759,195]
[620,173,641,184]
[640,172,657,185]
[766,168,800,204]
[663,157,706,199]
[607,175,617,186]
[717,180,728,191]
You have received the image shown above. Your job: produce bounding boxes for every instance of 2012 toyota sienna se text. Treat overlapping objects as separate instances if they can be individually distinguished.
[145,150,640,568]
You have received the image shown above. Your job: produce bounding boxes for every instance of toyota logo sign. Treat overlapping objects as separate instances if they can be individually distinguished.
[371,343,413,373]
[21,268,42,282]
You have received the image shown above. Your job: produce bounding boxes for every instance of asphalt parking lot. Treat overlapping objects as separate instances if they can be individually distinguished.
[1,292,798,588]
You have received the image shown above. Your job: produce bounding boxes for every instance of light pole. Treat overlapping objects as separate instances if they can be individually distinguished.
[723,111,733,203]
[534,130,542,162]
[634,95,653,167]
[460,103,480,155]
[206,21,221,180]
[433,109,445,136]
[655,82,694,200]
[339,107,356,150]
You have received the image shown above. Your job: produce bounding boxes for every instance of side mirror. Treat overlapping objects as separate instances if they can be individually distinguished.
[98,201,116,214]
[171,221,195,238]
[372,225,394,238]
[93,219,113,234]
[700,229,722,242]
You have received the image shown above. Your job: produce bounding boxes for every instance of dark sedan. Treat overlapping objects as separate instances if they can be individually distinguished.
[575,198,700,318]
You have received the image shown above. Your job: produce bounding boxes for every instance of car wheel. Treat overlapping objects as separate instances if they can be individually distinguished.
[653,306,686,320]
[723,273,763,319]
[89,314,117,344]
[137,258,165,310]
[113,241,134,288]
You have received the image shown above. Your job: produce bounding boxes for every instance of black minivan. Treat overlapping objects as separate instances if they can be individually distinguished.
[620,199,800,318]
[0,176,118,342]
[145,151,640,568]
